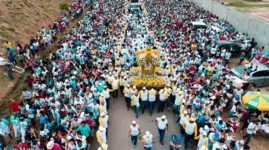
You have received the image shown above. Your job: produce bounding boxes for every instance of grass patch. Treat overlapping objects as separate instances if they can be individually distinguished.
[0,26,5,31]
[23,0,31,7]
[7,27,15,32]
[0,32,9,39]
[227,2,269,7]
[59,2,69,11]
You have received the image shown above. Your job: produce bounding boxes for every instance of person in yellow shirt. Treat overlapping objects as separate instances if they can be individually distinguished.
[183,117,198,149]
[91,49,97,55]
[196,131,209,149]
[4,40,12,49]
[164,84,172,111]
[99,112,109,136]
[96,126,107,147]
[123,84,132,110]
[111,75,120,99]
[97,143,108,150]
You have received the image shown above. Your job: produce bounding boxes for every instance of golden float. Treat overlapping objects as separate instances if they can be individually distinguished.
[129,47,168,88]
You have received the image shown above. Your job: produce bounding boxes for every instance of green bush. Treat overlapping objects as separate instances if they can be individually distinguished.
[59,3,69,11]
[8,27,15,32]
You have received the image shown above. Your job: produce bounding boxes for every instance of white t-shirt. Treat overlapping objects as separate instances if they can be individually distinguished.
[156,118,168,130]
[247,122,256,134]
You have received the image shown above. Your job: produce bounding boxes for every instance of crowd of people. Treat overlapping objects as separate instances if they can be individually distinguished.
[1,0,269,150]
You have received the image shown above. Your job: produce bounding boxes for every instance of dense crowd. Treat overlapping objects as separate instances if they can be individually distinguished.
[2,0,269,150]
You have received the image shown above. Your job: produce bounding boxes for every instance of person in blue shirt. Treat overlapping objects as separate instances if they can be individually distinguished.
[39,111,49,126]
[169,134,182,150]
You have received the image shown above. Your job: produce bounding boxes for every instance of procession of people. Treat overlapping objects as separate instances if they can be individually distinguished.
[2,0,269,150]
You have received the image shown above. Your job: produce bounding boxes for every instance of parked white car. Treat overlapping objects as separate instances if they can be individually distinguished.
[231,63,269,88]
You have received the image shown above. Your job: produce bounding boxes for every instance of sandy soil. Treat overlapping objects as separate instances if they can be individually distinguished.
[221,0,269,23]
[0,0,73,51]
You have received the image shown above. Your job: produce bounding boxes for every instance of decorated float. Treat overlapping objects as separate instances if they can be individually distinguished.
[129,47,169,88]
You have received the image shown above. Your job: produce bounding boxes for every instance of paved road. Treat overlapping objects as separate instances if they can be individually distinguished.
[91,94,194,150]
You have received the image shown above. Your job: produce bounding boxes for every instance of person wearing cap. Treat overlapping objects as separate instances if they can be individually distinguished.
[174,90,183,116]
[148,88,157,116]
[142,131,154,150]
[128,121,142,148]
[99,112,109,135]
[155,115,168,145]
[111,75,120,100]
[164,84,172,111]
[243,119,258,145]
[179,110,189,135]
[46,139,62,150]
[131,92,140,118]
[102,86,112,110]
[158,89,168,113]
[183,117,198,149]
[123,84,132,110]
[96,126,107,147]
[234,140,245,150]
[139,87,149,114]
[196,131,209,150]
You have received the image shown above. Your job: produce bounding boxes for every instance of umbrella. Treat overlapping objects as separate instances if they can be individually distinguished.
[242,92,269,111]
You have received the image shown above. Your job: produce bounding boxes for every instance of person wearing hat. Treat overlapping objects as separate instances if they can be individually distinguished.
[102,86,112,110]
[46,139,62,150]
[111,75,120,100]
[243,119,258,145]
[99,112,109,136]
[164,84,172,111]
[155,115,168,145]
[123,84,132,110]
[128,120,142,148]
[179,110,189,135]
[196,131,209,149]
[96,126,107,147]
[148,88,157,116]
[131,91,140,118]
[174,90,183,116]
[183,117,198,149]
[142,131,154,150]
[139,87,149,114]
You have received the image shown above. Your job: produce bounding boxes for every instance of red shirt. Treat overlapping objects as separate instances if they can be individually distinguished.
[8,102,20,112]
[48,143,62,150]
[15,143,29,149]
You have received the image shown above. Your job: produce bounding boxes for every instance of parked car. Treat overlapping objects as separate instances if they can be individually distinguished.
[231,63,269,88]
[216,40,242,55]
[191,21,222,32]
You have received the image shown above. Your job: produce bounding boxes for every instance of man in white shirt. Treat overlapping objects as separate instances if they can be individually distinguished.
[212,138,228,150]
[128,121,141,148]
[148,88,156,116]
[244,120,258,145]
[139,87,148,114]
[155,115,168,145]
